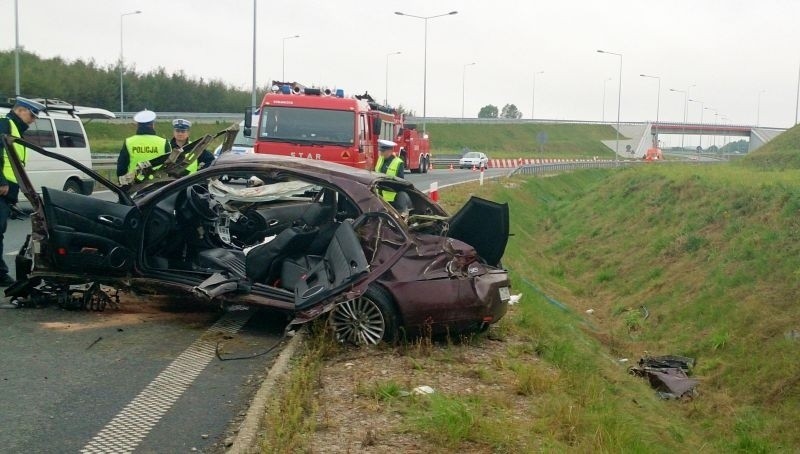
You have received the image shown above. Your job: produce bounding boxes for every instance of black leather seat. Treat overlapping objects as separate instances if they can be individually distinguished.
[245,226,318,284]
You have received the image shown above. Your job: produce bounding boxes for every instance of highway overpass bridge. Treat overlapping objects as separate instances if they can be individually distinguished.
[410,117,788,159]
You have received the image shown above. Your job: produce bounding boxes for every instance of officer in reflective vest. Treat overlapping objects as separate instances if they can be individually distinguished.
[0,97,44,287]
[374,139,404,202]
[116,109,171,184]
[169,119,215,174]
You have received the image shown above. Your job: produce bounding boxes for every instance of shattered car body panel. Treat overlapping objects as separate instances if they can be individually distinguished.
[2,134,511,343]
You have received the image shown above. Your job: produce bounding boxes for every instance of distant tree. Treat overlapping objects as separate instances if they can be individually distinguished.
[500,104,522,119]
[478,104,498,118]
[720,139,748,154]
[395,104,416,118]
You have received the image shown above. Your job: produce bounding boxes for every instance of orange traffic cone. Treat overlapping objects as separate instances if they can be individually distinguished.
[429,161,434,170]
[471,165,477,171]
[449,163,454,171]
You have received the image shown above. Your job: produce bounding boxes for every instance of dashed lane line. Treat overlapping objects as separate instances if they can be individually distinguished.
[81,309,253,453]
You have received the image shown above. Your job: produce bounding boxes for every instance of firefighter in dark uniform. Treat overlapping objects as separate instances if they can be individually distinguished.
[169,119,215,173]
[116,109,171,185]
[0,97,44,287]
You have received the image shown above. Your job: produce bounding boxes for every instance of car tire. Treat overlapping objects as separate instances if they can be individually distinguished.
[63,179,82,194]
[329,284,398,345]
[421,157,429,174]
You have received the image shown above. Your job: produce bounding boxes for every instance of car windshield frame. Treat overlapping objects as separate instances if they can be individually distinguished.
[258,106,355,146]
[463,152,481,159]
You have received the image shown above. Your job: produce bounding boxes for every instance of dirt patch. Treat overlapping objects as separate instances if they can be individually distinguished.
[39,294,218,331]
[304,333,536,453]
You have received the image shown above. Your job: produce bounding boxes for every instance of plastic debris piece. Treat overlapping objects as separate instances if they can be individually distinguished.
[585,309,594,314]
[508,293,522,305]
[412,385,435,395]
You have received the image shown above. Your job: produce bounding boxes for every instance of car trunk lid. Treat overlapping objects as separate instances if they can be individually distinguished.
[447,196,509,267]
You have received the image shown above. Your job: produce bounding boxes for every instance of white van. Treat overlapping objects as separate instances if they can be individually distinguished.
[0,98,114,195]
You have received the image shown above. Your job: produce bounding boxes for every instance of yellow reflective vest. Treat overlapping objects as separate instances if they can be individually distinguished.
[375,155,403,202]
[125,134,169,180]
[2,117,26,184]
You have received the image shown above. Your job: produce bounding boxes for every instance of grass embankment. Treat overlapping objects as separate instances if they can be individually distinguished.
[740,123,800,169]
[82,121,621,160]
[426,122,623,159]
[83,120,233,153]
[260,161,800,452]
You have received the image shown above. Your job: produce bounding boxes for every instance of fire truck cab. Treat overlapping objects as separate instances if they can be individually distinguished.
[247,83,376,169]
[247,82,430,172]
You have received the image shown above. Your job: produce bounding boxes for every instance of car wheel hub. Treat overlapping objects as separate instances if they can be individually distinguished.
[331,296,386,345]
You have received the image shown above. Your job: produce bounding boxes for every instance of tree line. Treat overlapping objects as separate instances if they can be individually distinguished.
[0,50,265,112]
[478,104,522,119]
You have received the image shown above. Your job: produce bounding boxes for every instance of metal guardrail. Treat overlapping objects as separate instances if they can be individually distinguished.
[510,159,722,176]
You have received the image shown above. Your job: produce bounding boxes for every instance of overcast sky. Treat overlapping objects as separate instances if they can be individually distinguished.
[2,0,799,130]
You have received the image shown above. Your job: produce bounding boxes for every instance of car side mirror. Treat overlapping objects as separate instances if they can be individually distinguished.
[372,117,382,135]
[244,108,253,129]
[243,127,252,137]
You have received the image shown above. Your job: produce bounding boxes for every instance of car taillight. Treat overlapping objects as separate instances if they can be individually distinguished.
[57,247,67,256]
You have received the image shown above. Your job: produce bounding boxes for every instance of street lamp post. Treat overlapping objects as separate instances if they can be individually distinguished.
[120,10,142,116]
[597,50,622,163]
[756,89,766,126]
[14,0,20,96]
[462,62,476,119]
[282,34,300,82]
[639,74,661,124]
[688,98,704,149]
[705,107,718,148]
[385,51,401,106]
[531,70,544,120]
[251,0,257,107]
[395,10,458,132]
[669,88,688,149]
[602,77,612,122]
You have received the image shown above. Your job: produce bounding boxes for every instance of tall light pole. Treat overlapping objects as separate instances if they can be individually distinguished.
[120,10,142,116]
[384,51,401,106]
[282,34,300,82]
[602,77,612,122]
[705,107,718,148]
[795,62,800,125]
[462,62,476,119]
[669,88,687,149]
[531,70,544,120]
[756,89,766,126]
[395,10,458,132]
[688,98,704,149]
[14,0,20,95]
[251,0,257,107]
[597,50,622,162]
[639,74,661,124]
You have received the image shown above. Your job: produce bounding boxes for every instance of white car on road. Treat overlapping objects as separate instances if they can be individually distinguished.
[459,151,488,169]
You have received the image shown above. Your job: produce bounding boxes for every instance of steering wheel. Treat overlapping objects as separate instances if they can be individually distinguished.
[185,184,218,221]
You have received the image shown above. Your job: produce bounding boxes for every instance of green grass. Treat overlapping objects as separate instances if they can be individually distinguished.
[425,122,625,158]
[83,120,234,153]
[443,164,800,451]
[740,123,800,169]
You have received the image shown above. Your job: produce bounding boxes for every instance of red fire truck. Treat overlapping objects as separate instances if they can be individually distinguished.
[246,82,430,172]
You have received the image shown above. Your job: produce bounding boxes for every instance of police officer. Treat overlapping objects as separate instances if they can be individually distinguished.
[375,139,404,180]
[0,97,44,286]
[375,139,414,215]
[170,119,214,173]
[116,109,171,184]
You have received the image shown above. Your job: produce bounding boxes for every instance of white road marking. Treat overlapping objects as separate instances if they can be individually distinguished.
[80,309,253,453]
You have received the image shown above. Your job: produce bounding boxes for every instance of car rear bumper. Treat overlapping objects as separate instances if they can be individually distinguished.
[473,269,510,325]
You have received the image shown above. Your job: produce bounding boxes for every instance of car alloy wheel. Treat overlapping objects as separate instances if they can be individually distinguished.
[330,285,396,345]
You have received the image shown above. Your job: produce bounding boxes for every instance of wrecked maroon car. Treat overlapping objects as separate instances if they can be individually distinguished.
[2,134,510,344]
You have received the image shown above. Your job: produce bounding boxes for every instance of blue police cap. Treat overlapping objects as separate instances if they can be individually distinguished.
[172,119,192,130]
[14,97,45,118]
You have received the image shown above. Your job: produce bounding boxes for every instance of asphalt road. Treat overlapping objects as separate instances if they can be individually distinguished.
[0,167,507,453]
